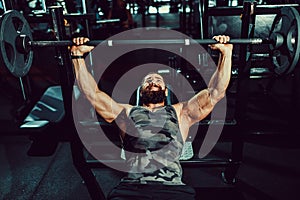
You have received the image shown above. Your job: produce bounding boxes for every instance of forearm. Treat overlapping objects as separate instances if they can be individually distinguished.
[208,51,232,105]
[72,58,99,102]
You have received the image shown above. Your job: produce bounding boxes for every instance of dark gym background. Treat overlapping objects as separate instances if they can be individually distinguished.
[1,0,300,200]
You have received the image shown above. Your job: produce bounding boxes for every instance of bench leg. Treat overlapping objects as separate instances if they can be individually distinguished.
[70,140,106,200]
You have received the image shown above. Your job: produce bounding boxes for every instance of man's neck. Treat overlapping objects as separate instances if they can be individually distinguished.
[143,102,165,110]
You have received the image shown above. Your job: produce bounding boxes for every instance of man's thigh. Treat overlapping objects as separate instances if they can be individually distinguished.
[107,183,195,200]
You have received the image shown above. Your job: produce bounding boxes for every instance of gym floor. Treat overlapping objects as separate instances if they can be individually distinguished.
[1,134,300,200]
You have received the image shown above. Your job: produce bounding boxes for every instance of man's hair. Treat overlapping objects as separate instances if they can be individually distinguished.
[141,72,165,85]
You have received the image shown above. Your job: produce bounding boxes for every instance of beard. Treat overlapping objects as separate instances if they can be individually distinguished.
[140,85,166,106]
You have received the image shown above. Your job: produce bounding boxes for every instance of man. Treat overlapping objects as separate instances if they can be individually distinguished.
[71,35,233,199]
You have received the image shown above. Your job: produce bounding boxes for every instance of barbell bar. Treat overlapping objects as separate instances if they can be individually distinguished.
[0,6,299,78]
[27,38,269,47]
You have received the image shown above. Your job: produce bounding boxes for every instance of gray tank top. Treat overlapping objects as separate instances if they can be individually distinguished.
[121,105,184,185]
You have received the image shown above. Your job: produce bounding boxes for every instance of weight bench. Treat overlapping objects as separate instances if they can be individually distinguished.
[16,75,241,200]
[18,80,241,199]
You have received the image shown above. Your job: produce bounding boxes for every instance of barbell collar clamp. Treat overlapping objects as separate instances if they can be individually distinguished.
[269,32,284,50]
[16,35,31,54]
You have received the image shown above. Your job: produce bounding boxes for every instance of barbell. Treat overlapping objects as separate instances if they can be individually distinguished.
[0,7,299,78]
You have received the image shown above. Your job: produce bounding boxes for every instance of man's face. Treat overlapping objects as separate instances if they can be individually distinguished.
[141,73,166,91]
[140,73,167,105]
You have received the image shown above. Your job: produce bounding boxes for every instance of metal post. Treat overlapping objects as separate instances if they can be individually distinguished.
[81,0,92,38]
[142,2,146,27]
[49,6,74,128]
[223,1,257,184]
[156,4,160,27]
[1,0,6,11]
[188,0,192,35]
[3,0,12,10]
[198,0,204,39]
[181,0,186,33]
[202,0,209,39]
[194,0,208,38]
[19,77,27,101]
[225,0,256,184]
[81,0,87,13]
[232,0,255,177]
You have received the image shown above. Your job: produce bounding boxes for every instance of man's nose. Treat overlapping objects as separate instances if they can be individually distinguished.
[147,79,155,84]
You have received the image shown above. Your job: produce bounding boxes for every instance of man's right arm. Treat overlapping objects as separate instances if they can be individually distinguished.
[71,38,128,123]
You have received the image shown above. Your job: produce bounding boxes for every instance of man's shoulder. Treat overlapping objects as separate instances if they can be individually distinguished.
[172,102,184,111]
[119,104,133,116]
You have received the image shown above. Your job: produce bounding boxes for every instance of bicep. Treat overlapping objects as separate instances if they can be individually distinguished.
[92,90,130,123]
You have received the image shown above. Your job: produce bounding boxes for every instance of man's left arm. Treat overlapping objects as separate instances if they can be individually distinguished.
[183,35,233,125]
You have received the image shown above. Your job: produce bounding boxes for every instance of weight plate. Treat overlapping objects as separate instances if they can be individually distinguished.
[0,10,33,77]
[269,7,300,75]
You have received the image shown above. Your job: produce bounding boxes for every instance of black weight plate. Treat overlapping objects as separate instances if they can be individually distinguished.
[269,7,300,75]
[0,10,33,77]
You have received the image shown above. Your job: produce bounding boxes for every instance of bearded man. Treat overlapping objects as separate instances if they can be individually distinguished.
[71,35,233,200]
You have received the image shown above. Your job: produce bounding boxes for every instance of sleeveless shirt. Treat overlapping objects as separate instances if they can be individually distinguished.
[121,105,184,185]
